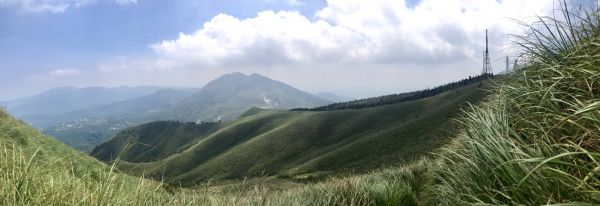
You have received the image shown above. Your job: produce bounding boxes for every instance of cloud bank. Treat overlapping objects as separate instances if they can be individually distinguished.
[151,0,555,68]
[5,0,568,100]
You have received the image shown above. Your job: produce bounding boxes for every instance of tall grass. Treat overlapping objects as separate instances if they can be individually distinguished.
[429,2,600,205]
[0,138,429,205]
[2,105,430,205]
[202,159,430,206]
[0,107,206,205]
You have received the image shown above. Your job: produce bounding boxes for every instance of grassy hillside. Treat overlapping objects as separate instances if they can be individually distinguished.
[0,108,102,175]
[426,6,600,204]
[0,108,189,205]
[92,78,490,185]
[10,72,329,153]
[0,107,437,205]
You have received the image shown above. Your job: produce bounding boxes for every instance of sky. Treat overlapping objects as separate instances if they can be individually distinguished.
[0,0,596,100]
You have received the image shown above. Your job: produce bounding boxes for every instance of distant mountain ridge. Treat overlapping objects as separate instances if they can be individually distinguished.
[8,86,163,119]
[169,72,331,122]
[3,73,330,152]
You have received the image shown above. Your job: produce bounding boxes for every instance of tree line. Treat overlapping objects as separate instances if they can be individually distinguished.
[291,74,491,112]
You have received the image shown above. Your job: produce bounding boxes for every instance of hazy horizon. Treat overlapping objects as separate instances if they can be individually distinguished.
[1,0,597,101]
[0,70,475,101]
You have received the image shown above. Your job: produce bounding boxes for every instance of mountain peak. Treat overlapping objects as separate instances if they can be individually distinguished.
[217,72,274,79]
[209,72,252,83]
[249,73,266,78]
[171,72,330,122]
[248,73,273,81]
[221,72,247,78]
[210,72,278,86]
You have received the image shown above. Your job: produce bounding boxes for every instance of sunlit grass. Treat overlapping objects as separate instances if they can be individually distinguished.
[429,2,600,204]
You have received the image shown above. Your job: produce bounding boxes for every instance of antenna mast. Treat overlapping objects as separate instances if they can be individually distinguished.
[482,29,493,76]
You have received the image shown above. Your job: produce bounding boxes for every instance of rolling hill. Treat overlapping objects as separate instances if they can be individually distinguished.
[91,76,491,186]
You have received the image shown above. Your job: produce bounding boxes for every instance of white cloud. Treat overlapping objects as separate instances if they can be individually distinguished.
[115,0,137,5]
[0,0,92,13]
[151,0,555,68]
[50,68,82,77]
[152,11,365,66]
[19,0,568,99]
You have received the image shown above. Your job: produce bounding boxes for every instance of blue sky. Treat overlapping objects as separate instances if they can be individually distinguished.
[0,0,328,68]
[0,0,590,100]
[0,0,326,99]
[0,0,325,99]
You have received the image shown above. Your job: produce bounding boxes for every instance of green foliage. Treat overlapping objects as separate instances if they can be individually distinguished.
[92,81,489,185]
[0,108,207,205]
[262,159,431,206]
[34,73,329,153]
[429,3,600,204]
[0,107,436,205]
[293,74,490,111]
[175,159,431,206]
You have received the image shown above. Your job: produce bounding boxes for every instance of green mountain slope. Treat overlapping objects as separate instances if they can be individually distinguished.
[92,78,490,186]
[2,73,329,153]
[0,108,102,171]
[169,72,331,122]
[0,107,209,205]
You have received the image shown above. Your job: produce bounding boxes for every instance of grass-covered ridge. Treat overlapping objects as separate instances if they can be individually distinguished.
[293,74,491,111]
[91,80,490,185]
[0,108,199,205]
[0,107,465,205]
